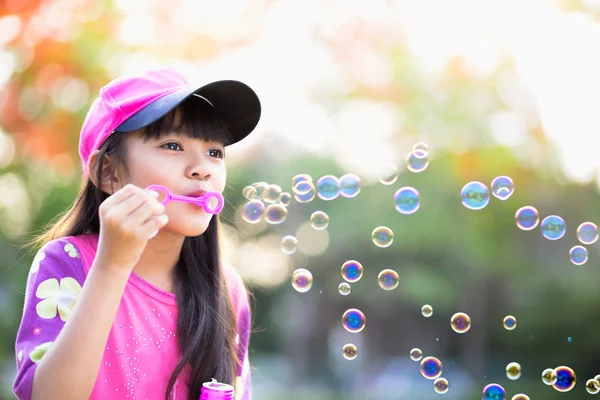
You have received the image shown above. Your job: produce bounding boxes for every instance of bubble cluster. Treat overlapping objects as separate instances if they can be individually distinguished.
[316,175,341,201]
[542,368,558,385]
[281,235,298,255]
[420,356,443,380]
[394,187,421,215]
[293,179,316,203]
[577,222,599,245]
[339,174,361,198]
[342,308,366,333]
[422,304,433,318]
[450,312,471,333]
[569,245,588,265]
[491,176,514,200]
[265,204,288,224]
[406,150,429,173]
[433,377,449,394]
[552,366,576,392]
[310,211,329,230]
[379,164,398,185]
[341,260,363,283]
[586,379,600,394]
[241,200,265,224]
[511,395,530,400]
[342,343,358,360]
[482,383,506,400]
[372,226,394,248]
[503,315,517,330]
[378,269,399,290]
[410,348,423,361]
[460,181,490,210]
[338,282,351,296]
[242,185,258,200]
[515,206,539,231]
[506,362,522,380]
[291,269,313,293]
[540,215,566,240]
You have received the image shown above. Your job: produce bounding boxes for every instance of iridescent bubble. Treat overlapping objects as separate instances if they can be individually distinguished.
[406,149,429,173]
[310,211,329,230]
[577,222,598,245]
[252,182,269,199]
[264,184,282,203]
[342,343,358,360]
[342,308,366,333]
[316,175,341,201]
[338,282,351,296]
[294,181,316,203]
[413,142,429,153]
[585,379,599,394]
[241,200,265,224]
[434,377,449,394]
[503,315,517,330]
[281,235,298,255]
[372,226,394,248]
[394,187,420,215]
[410,348,423,361]
[541,215,566,240]
[542,368,558,385]
[506,362,522,380]
[339,174,361,198]
[420,356,443,380]
[552,366,576,392]
[293,180,313,195]
[242,185,258,200]
[511,395,530,400]
[378,164,398,185]
[491,176,515,200]
[570,245,588,265]
[595,374,600,384]
[341,260,363,283]
[291,268,313,293]
[377,269,399,290]
[515,206,539,231]
[422,304,433,318]
[482,383,506,400]
[460,181,490,210]
[279,192,292,206]
[265,204,288,224]
[292,174,312,188]
[450,312,471,333]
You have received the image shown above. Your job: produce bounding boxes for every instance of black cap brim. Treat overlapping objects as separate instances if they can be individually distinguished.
[115,80,261,145]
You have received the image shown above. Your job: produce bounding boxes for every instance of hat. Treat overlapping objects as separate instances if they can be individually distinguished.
[78,68,261,176]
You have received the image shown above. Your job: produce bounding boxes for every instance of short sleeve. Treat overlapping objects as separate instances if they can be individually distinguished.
[13,238,86,400]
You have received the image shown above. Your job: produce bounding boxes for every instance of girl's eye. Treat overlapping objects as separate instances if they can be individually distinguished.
[208,149,224,159]
[161,142,182,151]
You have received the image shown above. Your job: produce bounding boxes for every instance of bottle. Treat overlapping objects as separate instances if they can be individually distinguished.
[199,378,235,400]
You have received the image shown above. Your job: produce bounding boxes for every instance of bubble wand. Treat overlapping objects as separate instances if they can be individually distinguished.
[146,185,224,214]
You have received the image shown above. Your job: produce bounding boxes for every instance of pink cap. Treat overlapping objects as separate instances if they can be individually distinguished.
[78,68,261,176]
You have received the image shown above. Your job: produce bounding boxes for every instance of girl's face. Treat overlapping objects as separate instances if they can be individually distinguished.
[121,129,226,238]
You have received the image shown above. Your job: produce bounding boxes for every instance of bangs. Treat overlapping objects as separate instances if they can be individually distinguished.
[141,95,233,145]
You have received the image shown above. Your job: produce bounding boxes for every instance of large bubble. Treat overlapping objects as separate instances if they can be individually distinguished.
[241,200,265,224]
[577,222,598,245]
[316,175,341,201]
[372,226,394,248]
[341,260,363,283]
[339,173,361,198]
[460,181,490,210]
[420,356,443,379]
[540,215,566,240]
[342,308,366,333]
[515,206,539,231]
[394,187,420,215]
[491,176,514,200]
[552,366,576,392]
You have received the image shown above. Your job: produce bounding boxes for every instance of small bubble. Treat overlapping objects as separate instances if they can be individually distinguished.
[377,269,399,290]
[433,377,449,394]
[567,336,572,342]
[542,368,558,385]
[409,348,422,361]
[291,268,313,293]
[491,176,514,200]
[279,192,292,206]
[503,315,517,330]
[450,312,471,333]
[292,174,312,189]
[585,379,599,394]
[420,356,442,379]
[342,343,358,360]
[406,150,429,173]
[338,282,351,296]
[511,395,530,400]
[482,383,505,400]
[241,200,265,224]
[577,222,598,245]
[413,142,429,153]
[265,203,288,224]
[251,182,269,199]
[378,164,398,185]
[281,235,298,255]
[342,308,366,333]
[393,187,420,215]
[515,206,539,231]
[341,260,363,283]
[506,362,522,380]
[569,245,588,265]
[339,174,361,198]
[422,304,433,318]
[263,184,282,203]
[372,226,394,248]
[310,211,329,230]
[242,186,258,200]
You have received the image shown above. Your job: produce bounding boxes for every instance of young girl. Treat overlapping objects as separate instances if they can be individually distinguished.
[13,68,261,400]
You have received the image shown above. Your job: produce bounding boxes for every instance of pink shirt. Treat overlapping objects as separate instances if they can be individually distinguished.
[13,233,252,400]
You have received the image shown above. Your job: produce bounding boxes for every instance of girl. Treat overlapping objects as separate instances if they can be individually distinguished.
[13,68,261,400]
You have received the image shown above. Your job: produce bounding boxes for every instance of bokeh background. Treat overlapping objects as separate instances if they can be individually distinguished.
[2,0,600,398]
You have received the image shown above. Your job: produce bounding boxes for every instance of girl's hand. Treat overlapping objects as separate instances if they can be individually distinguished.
[96,184,168,272]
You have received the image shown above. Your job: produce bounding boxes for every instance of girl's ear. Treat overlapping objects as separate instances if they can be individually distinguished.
[87,150,124,195]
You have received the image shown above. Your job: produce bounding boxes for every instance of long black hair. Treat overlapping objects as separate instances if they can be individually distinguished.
[26,97,240,400]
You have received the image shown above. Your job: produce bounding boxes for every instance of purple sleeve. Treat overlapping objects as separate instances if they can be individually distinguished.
[13,238,86,400]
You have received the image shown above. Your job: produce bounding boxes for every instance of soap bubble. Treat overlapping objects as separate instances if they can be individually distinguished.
[291,269,313,293]
[264,184,282,203]
[292,174,312,188]
[342,343,358,360]
[294,181,316,203]
[460,181,490,210]
[341,260,363,283]
[279,192,292,206]
[406,150,429,173]
[252,182,269,198]
[541,215,566,240]
[316,175,341,201]
[542,368,558,385]
[506,362,522,380]
[265,204,288,224]
[511,395,530,400]
[413,142,429,153]
[339,174,361,198]
[482,383,506,400]
[491,176,514,200]
[515,206,539,231]
[378,164,398,185]
[310,211,329,230]
[552,366,576,392]
[281,235,298,255]
[241,200,265,224]
[242,185,258,200]
[342,308,366,333]
[422,304,433,318]
[377,269,399,290]
[569,245,588,265]
[420,356,443,379]
[372,226,394,248]
[434,377,449,394]
[585,379,600,394]
[338,282,351,296]
[503,315,517,330]
[410,348,423,361]
[394,187,420,215]
[450,312,471,333]
[577,222,598,245]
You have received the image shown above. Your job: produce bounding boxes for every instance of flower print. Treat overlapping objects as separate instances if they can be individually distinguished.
[29,251,45,274]
[35,277,82,322]
[63,243,79,258]
[29,342,53,363]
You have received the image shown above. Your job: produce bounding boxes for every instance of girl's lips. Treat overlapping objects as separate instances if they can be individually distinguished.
[184,190,207,198]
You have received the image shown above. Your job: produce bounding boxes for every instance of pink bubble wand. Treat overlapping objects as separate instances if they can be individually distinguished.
[146,184,224,214]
